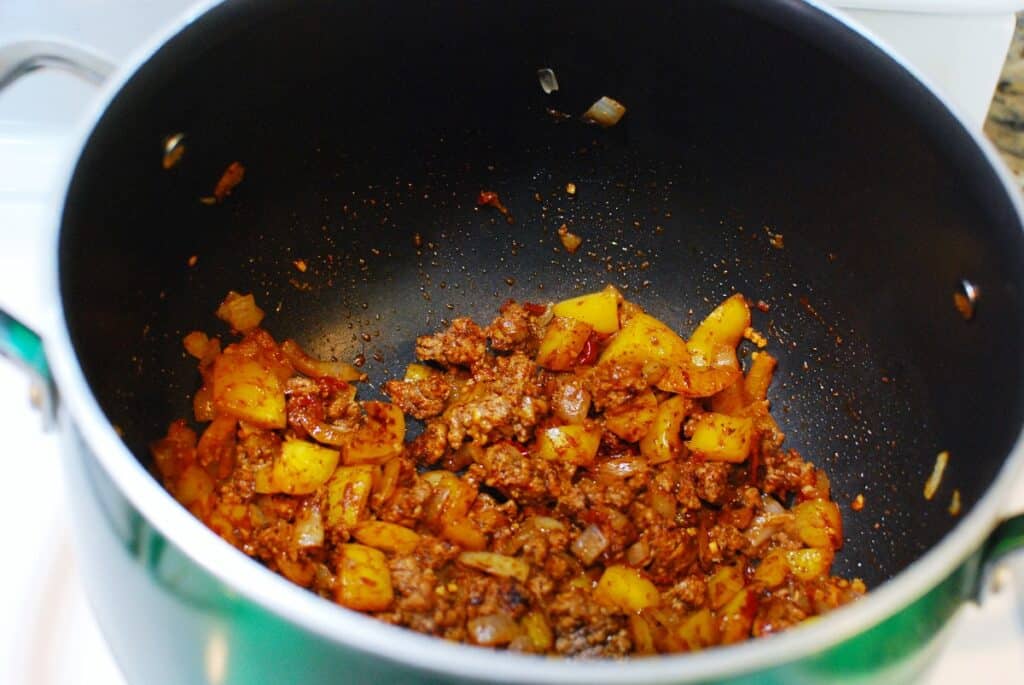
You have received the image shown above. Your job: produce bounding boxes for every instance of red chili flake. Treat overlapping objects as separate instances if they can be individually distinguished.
[576,334,601,366]
[523,302,548,316]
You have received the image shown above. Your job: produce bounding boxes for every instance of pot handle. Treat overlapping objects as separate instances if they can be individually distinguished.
[0,308,54,427]
[0,39,113,91]
[976,513,1024,626]
[0,42,113,427]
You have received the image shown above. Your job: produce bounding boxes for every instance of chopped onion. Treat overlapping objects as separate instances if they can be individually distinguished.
[468,614,520,646]
[626,539,650,567]
[294,505,324,548]
[529,516,566,533]
[582,96,626,128]
[924,451,949,500]
[595,456,647,479]
[537,68,559,94]
[281,339,367,382]
[571,524,609,565]
[458,551,530,582]
[552,382,591,424]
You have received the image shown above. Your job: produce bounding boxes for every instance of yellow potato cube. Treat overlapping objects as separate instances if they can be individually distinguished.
[343,402,405,465]
[604,390,658,442]
[404,363,439,381]
[686,413,753,463]
[717,587,757,644]
[325,465,375,529]
[628,615,656,655]
[792,500,843,550]
[337,543,393,611]
[753,549,789,588]
[255,439,340,495]
[536,316,592,371]
[639,395,689,464]
[552,285,621,334]
[707,564,745,610]
[536,424,602,466]
[676,608,719,651]
[785,547,834,581]
[598,313,689,372]
[211,352,286,428]
[687,294,750,365]
[353,520,420,555]
[594,565,660,612]
[522,611,554,652]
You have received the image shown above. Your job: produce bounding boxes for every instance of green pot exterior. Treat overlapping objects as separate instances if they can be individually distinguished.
[61,417,993,685]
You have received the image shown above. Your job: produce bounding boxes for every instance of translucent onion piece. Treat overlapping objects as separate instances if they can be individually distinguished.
[281,339,367,382]
[294,505,324,548]
[537,68,559,94]
[571,524,609,565]
[582,96,626,128]
[468,614,520,646]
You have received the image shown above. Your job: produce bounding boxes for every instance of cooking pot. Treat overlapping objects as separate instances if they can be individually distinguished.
[2,0,1024,682]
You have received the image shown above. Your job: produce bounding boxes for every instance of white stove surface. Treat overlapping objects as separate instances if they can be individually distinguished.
[1,2,1022,683]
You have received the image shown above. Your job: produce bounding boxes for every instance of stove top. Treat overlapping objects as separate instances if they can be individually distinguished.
[1,2,1022,683]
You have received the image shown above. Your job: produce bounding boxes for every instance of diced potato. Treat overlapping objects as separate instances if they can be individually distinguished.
[744,351,777,402]
[422,470,477,521]
[343,402,405,465]
[594,565,660,612]
[598,313,689,374]
[404,363,439,381]
[325,465,375,530]
[604,390,658,442]
[786,547,835,581]
[709,379,748,416]
[629,615,656,655]
[717,587,757,645]
[196,414,237,479]
[174,463,214,513]
[676,608,719,651]
[211,351,286,428]
[458,551,530,582]
[686,413,753,463]
[639,395,688,464]
[353,520,420,555]
[536,424,602,466]
[216,291,265,332]
[552,285,621,334]
[792,500,843,550]
[536,316,592,371]
[256,438,340,495]
[707,564,745,610]
[151,419,197,479]
[337,543,393,611]
[193,385,215,422]
[441,519,488,551]
[687,294,750,365]
[522,611,554,652]
[753,549,789,588]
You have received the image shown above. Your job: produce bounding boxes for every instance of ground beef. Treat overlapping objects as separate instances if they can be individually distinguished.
[384,374,452,419]
[416,318,487,368]
[486,300,542,353]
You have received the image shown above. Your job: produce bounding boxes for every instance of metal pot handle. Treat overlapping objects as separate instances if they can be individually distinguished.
[0,39,113,91]
[0,41,113,427]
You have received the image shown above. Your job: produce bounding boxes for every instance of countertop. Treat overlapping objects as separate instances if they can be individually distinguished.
[986,14,1024,188]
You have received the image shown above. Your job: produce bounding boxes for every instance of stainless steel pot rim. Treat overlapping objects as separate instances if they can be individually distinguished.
[41,1,1024,682]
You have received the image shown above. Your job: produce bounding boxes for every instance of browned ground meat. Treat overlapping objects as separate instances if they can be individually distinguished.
[384,375,452,419]
[154,292,865,659]
[486,300,543,354]
[416,318,487,368]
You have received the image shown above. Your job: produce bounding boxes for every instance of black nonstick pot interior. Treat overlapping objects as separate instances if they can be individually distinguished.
[59,0,1024,588]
